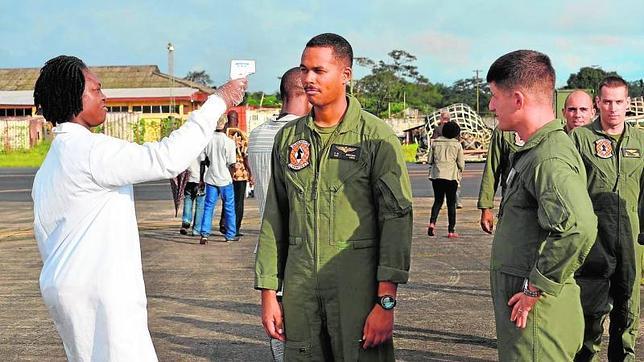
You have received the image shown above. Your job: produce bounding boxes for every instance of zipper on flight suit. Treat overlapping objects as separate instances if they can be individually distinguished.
[311,125,341,289]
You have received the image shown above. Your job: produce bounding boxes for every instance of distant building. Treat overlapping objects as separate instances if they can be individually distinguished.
[0,65,214,119]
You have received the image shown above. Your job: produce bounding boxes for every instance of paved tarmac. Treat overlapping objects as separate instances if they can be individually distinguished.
[0,164,641,361]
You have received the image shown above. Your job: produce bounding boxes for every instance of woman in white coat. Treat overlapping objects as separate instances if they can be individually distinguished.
[31,55,246,361]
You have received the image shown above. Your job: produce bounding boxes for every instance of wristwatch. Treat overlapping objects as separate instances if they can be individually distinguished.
[375,295,397,310]
[522,278,542,298]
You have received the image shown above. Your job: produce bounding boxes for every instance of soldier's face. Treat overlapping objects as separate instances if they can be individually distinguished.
[300,46,351,108]
[563,91,595,131]
[488,82,519,131]
[596,85,630,130]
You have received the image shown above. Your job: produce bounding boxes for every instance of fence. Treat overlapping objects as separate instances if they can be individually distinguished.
[0,117,47,151]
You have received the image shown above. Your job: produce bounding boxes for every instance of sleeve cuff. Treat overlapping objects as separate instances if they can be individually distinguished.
[377,266,409,284]
[528,267,564,297]
[254,275,279,291]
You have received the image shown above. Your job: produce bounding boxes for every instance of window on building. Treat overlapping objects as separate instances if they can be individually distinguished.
[161,105,170,113]
[142,106,152,113]
[0,108,31,117]
[132,106,142,112]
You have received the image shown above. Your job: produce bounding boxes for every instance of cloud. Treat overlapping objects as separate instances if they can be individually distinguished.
[411,31,473,66]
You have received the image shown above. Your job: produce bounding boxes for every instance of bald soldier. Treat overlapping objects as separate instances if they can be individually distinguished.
[563,90,596,133]
[478,89,594,233]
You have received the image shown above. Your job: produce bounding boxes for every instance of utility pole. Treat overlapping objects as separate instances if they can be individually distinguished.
[167,42,175,114]
[473,69,481,114]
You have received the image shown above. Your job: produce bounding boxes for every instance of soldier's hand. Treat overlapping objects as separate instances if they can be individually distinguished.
[480,208,494,234]
[260,290,285,341]
[361,305,394,349]
[213,78,248,109]
[507,291,540,329]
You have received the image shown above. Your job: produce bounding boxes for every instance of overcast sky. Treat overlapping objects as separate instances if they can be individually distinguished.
[2,0,642,92]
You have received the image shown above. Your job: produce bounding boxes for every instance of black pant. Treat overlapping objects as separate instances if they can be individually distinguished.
[430,178,458,233]
[220,180,246,234]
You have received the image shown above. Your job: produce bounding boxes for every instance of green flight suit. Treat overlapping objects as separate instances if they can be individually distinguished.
[491,120,598,361]
[477,128,522,210]
[255,96,413,361]
[570,119,644,361]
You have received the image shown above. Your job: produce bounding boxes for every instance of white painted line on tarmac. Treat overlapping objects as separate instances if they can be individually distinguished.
[0,188,30,194]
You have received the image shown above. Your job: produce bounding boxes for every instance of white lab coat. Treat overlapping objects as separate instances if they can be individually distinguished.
[32,96,226,361]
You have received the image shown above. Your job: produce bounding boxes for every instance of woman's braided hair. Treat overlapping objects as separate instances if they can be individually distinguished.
[34,55,87,125]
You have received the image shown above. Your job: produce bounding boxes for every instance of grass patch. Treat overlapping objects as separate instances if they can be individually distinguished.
[0,141,51,167]
[401,143,419,163]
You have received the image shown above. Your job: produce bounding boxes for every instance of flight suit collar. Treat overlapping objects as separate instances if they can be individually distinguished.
[590,117,632,140]
[303,95,362,135]
[516,119,564,153]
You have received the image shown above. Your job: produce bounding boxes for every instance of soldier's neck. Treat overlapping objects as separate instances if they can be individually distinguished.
[600,119,625,136]
[313,97,348,128]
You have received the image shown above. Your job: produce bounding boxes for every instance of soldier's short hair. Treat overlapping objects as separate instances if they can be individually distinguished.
[486,50,555,102]
[280,67,305,100]
[597,76,629,96]
[306,33,353,68]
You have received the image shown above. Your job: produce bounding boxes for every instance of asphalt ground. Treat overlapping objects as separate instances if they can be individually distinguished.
[0,164,641,361]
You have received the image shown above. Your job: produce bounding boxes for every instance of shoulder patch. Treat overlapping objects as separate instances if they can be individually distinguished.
[594,139,613,159]
[288,140,311,171]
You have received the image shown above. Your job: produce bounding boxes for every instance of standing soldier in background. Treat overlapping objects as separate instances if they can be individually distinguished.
[248,67,311,221]
[486,49,597,360]
[478,89,595,234]
[255,33,412,361]
[563,90,596,133]
[570,76,643,361]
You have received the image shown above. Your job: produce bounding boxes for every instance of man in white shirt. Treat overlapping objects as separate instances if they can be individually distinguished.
[248,67,311,220]
[198,117,239,243]
[31,55,246,361]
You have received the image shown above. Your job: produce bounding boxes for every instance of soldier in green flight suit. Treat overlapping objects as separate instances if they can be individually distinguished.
[477,128,523,233]
[570,76,643,362]
[255,33,413,361]
[478,90,594,234]
[486,50,598,360]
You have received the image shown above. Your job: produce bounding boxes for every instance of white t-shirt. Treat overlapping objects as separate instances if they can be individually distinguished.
[202,131,236,187]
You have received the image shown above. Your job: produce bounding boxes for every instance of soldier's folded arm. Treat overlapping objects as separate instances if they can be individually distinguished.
[371,135,413,284]
[527,157,597,297]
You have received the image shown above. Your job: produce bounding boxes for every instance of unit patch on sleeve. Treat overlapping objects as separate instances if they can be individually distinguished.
[288,140,311,171]
[622,148,641,158]
[594,139,613,159]
[329,144,361,161]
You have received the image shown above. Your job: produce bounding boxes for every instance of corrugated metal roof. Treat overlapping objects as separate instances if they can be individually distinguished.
[0,65,214,93]
[0,90,33,105]
[0,87,202,106]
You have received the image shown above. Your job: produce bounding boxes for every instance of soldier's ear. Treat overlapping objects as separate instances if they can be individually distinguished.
[512,90,525,110]
[342,66,352,86]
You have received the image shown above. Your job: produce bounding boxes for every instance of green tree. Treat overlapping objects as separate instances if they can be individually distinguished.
[629,79,644,97]
[184,70,213,86]
[565,67,620,90]
[438,78,491,113]
[355,50,440,117]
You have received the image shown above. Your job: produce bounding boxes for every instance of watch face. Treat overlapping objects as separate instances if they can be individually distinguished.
[381,296,396,310]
